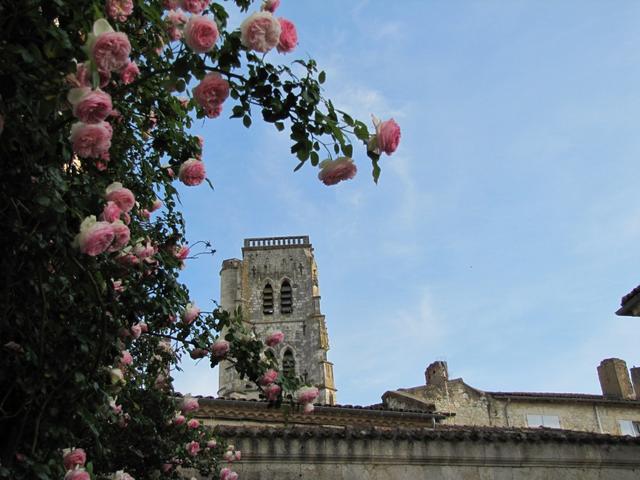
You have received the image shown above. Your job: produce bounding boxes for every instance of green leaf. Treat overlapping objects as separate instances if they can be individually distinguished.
[274,122,285,131]
[342,143,353,158]
[310,151,319,166]
[318,71,326,84]
[242,115,252,128]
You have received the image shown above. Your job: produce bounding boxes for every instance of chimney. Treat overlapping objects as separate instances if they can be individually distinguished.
[630,367,640,399]
[425,361,449,386]
[597,358,634,399]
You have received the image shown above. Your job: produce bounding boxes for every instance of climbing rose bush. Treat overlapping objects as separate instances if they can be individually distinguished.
[0,0,401,478]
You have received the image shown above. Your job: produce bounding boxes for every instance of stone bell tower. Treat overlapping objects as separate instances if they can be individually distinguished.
[217,236,337,405]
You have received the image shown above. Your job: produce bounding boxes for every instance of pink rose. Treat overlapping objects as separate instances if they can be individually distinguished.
[69,62,110,89]
[265,330,284,347]
[64,470,90,480]
[174,245,190,260]
[108,221,130,251]
[211,339,230,359]
[178,159,206,186]
[240,11,281,53]
[181,0,209,14]
[376,118,401,155]
[189,348,208,359]
[317,157,357,186]
[166,10,188,41]
[76,216,114,256]
[184,15,218,53]
[112,279,125,292]
[70,121,112,160]
[206,439,217,448]
[264,383,281,401]
[276,18,297,53]
[163,0,180,9]
[220,468,238,480]
[303,402,315,414]
[234,451,241,461]
[70,88,112,124]
[186,441,201,456]
[100,201,121,222]
[113,471,135,480]
[193,73,229,118]
[63,448,86,470]
[120,61,139,84]
[117,253,139,267]
[141,209,150,219]
[92,31,131,73]
[261,0,280,13]
[105,182,135,212]
[150,199,162,211]
[181,397,199,413]
[182,303,200,325]
[295,386,319,404]
[173,414,186,425]
[120,350,133,366]
[259,369,278,386]
[133,240,156,260]
[139,322,148,332]
[130,323,142,339]
[187,418,200,429]
[106,0,134,22]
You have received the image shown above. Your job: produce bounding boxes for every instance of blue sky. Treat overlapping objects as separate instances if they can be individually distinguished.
[173,0,640,406]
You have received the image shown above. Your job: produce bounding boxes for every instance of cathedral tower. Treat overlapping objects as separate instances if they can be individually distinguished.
[218,236,336,405]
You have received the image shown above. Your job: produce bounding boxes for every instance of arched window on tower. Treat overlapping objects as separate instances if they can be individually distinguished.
[263,283,274,315]
[280,279,292,314]
[282,349,295,378]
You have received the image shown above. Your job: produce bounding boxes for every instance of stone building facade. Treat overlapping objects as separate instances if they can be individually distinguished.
[383,358,640,436]
[217,236,336,405]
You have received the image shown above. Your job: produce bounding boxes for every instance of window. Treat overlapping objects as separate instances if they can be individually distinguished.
[618,420,640,437]
[262,283,274,315]
[526,414,561,429]
[280,280,292,314]
[282,349,295,378]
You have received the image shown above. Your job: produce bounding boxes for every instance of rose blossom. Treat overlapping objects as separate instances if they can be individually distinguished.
[106,0,134,22]
[182,303,200,325]
[317,157,357,186]
[100,201,122,222]
[120,350,133,366]
[163,0,180,9]
[65,470,90,480]
[90,20,131,72]
[178,159,206,186]
[173,414,186,425]
[166,10,188,41]
[130,323,142,339]
[259,369,278,386]
[186,441,201,456]
[193,73,229,118]
[70,121,112,160]
[181,396,199,413]
[112,470,135,480]
[108,220,130,251]
[303,402,315,414]
[220,468,238,480]
[189,348,208,359]
[181,0,209,14]
[295,386,319,404]
[206,439,217,448]
[264,383,281,401]
[265,330,284,347]
[150,199,162,211]
[69,88,112,124]
[211,339,230,359]
[105,182,135,212]
[184,15,218,53]
[174,245,190,260]
[376,117,401,155]
[110,368,125,385]
[187,418,200,429]
[68,61,110,89]
[76,216,114,256]
[63,448,87,470]
[240,11,281,53]
[261,0,280,12]
[276,18,297,53]
[120,61,139,84]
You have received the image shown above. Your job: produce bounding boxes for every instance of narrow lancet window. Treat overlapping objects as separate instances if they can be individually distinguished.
[280,280,292,314]
[263,283,274,315]
[283,349,295,378]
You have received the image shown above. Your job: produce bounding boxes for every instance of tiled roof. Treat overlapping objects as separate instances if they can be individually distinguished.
[488,391,640,404]
[212,424,640,444]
